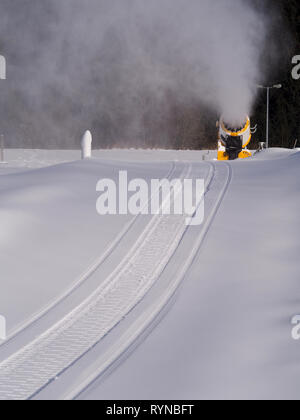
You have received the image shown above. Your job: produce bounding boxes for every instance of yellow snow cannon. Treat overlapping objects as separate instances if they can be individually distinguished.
[217,116,256,161]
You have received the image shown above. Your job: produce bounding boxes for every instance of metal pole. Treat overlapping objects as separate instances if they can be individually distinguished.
[0,134,4,162]
[266,87,270,149]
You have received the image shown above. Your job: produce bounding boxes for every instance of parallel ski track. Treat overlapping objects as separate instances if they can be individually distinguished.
[0,162,201,400]
[68,161,232,400]
[0,161,177,346]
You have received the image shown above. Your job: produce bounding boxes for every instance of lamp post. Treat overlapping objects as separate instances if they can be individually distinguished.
[257,84,282,149]
[0,55,6,163]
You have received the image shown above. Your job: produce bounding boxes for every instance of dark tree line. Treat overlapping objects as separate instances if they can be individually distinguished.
[253,0,300,149]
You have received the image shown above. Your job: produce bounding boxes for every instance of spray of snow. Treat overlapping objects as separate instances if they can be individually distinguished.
[0,0,277,145]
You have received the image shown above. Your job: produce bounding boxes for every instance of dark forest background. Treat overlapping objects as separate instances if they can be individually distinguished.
[254,0,300,149]
[0,0,299,150]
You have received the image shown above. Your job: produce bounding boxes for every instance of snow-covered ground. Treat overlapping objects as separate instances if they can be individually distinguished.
[0,148,217,170]
[0,147,299,400]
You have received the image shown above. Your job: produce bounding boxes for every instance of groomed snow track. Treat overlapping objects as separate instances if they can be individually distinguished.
[2,162,177,343]
[0,161,231,400]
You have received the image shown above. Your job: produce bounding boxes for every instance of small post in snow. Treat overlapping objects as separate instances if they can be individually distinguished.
[0,55,6,80]
[0,134,5,163]
[0,315,6,340]
[81,130,92,159]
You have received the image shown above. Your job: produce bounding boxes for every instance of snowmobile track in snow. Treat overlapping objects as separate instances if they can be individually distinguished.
[68,161,232,400]
[0,162,177,346]
[0,161,231,400]
[0,162,191,399]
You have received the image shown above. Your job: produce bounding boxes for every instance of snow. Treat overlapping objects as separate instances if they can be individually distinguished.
[0,148,217,171]
[252,147,298,160]
[0,157,177,340]
[0,147,299,400]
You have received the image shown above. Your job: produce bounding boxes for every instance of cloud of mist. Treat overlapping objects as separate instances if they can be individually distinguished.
[0,0,275,148]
